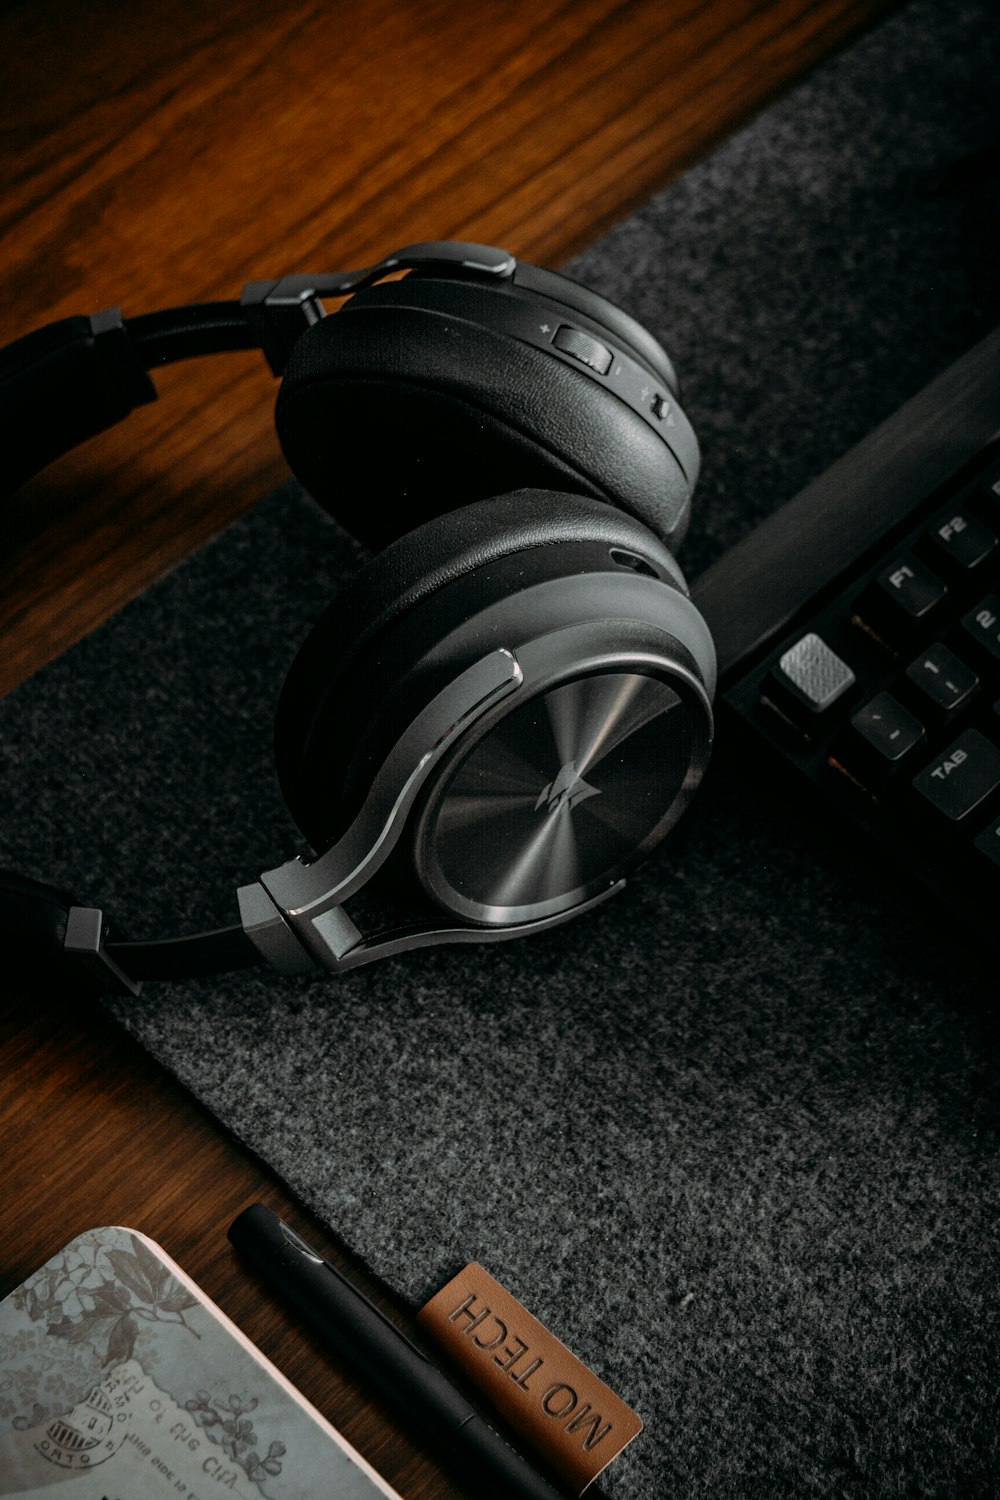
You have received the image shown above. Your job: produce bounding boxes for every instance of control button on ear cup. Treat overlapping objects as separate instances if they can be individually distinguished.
[550,324,614,374]
[511,259,679,392]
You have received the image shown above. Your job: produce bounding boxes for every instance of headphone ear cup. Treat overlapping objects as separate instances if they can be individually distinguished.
[274,283,694,551]
[273,491,703,855]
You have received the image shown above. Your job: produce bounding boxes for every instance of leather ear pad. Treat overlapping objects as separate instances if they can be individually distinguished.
[274,291,693,552]
[274,490,689,849]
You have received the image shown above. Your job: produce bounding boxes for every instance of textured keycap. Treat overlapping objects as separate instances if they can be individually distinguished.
[775,633,855,713]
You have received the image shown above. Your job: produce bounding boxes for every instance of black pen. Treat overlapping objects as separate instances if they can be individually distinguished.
[228,1203,570,1500]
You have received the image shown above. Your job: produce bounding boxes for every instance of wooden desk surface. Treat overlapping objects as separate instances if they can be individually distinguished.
[1,2,894,1495]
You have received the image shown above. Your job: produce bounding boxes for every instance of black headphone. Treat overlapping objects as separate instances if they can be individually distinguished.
[0,241,715,995]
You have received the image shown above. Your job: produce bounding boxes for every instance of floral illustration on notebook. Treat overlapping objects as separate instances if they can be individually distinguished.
[0,1226,400,1500]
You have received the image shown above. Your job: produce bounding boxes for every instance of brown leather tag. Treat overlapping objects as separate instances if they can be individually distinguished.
[417,1263,643,1495]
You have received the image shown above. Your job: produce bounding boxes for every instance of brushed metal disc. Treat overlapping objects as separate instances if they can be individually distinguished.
[415,669,703,924]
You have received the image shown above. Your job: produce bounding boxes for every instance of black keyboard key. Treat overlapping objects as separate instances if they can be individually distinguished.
[960,594,1000,664]
[905,643,978,715]
[925,508,996,576]
[979,465,1000,517]
[770,632,855,721]
[841,692,925,783]
[913,729,1000,822]
[975,816,1000,870]
[857,553,947,642]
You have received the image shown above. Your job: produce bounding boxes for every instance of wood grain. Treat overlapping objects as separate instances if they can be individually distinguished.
[1,0,895,697]
[0,1,897,1496]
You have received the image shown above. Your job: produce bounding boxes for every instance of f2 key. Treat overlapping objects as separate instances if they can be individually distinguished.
[925,509,996,579]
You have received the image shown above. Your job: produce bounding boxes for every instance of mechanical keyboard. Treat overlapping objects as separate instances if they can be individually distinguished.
[693,328,1000,948]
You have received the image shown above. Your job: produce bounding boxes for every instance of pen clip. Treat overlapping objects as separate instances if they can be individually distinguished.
[278,1220,325,1264]
[277,1216,433,1366]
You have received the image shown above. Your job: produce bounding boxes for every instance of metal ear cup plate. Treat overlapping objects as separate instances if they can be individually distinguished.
[412,626,713,927]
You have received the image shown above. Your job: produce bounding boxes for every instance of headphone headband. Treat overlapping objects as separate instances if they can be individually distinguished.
[0,244,520,502]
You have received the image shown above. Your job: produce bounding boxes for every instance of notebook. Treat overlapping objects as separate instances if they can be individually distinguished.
[0,1225,401,1500]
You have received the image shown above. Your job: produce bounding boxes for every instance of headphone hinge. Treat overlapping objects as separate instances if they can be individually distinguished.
[237,880,319,975]
[240,278,327,375]
[64,906,142,997]
[89,307,159,409]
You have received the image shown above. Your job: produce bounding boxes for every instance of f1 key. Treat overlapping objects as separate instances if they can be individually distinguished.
[857,553,947,644]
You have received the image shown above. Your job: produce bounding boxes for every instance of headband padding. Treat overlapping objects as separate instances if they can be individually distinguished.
[274,299,693,551]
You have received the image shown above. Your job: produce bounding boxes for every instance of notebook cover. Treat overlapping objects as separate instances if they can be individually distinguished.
[0,1226,401,1500]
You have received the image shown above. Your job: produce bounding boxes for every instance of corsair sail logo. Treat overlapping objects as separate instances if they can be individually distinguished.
[535,760,601,814]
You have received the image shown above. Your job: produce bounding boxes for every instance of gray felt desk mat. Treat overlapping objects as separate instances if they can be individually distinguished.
[3,3,1000,1495]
